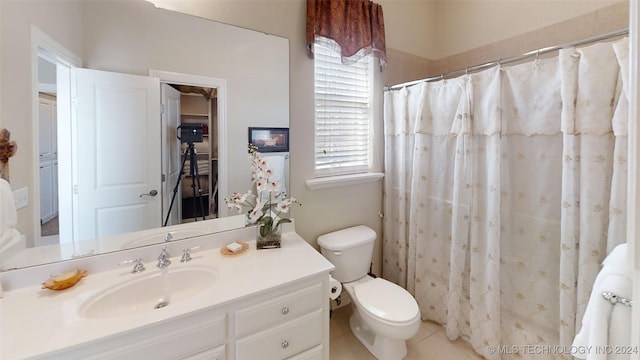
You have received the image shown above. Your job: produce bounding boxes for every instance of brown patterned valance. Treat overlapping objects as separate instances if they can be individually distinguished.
[306,0,386,68]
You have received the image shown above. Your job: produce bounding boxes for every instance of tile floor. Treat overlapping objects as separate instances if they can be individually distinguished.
[329,305,484,360]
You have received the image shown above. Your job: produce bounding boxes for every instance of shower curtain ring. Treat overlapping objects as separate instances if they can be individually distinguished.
[533,50,541,68]
[440,74,447,86]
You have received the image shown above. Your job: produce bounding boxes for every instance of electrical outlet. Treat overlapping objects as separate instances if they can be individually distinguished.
[13,187,28,209]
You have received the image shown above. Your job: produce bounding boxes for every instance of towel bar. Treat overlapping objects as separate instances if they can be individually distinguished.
[602,292,632,307]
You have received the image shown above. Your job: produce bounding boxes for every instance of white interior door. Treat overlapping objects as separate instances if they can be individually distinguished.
[74,68,161,242]
[161,83,182,226]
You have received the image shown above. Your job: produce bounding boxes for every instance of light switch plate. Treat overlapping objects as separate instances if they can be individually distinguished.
[13,187,28,209]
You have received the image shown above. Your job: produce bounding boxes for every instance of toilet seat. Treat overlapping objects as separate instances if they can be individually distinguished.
[353,277,419,324]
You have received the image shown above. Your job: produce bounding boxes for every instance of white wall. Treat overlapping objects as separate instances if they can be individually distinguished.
[0,0,289,244]
[82,0,289,207]
[0,0,84,239]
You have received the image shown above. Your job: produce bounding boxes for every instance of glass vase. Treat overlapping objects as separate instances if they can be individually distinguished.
[256,223,282,249]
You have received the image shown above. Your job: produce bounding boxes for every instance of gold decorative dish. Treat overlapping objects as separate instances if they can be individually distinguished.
[42,269,88,291]
[220,241,249,256]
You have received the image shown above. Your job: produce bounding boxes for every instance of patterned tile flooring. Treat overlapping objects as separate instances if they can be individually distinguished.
[329,305,484,360]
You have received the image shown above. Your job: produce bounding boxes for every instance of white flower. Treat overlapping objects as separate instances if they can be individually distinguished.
[256,179,267,192]
[224,147,300,230]
[248,199,266,222]
[267,181,279,192]
[276,197,298,213]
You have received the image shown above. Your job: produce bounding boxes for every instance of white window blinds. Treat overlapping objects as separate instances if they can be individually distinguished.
[313,43,372,177]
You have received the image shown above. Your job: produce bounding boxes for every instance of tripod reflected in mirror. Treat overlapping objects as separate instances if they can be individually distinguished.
[164,124,207,226]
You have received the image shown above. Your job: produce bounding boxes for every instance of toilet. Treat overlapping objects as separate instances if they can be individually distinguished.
[318,225,421,360]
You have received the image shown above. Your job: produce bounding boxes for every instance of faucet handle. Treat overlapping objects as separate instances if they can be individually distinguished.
[157,246,172,269]
[120,257,145,273]
[180,246,201,263]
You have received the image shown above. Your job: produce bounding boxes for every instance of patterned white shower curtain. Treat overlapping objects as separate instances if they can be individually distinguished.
[382,38,628,360]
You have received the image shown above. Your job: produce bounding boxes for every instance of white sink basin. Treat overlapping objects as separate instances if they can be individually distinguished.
[79,265,217,319]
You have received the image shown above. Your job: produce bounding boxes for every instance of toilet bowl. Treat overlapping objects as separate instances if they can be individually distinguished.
[317,225,421,360]
[343,276,421,360]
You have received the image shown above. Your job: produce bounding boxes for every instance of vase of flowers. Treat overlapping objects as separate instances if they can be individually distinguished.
[256,217,283,249]
[224,145,299,249]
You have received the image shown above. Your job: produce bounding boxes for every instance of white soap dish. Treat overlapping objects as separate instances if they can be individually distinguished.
[220,241,249,256]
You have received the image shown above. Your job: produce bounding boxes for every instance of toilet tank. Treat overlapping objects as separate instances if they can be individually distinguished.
[317,225,376,283]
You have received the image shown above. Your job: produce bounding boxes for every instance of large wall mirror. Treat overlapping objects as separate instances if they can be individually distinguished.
[0,0,289,270]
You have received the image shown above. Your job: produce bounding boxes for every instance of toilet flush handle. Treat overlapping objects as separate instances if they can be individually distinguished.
[333,251,342,256]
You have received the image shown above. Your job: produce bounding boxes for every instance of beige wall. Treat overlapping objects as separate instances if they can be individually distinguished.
[152,0,387,273]
[434,0,624,58]
[151,0,630,276]
[432,1,629,76]
[384,1,628,86]
[378,0,437,59]
[1,0,629,275]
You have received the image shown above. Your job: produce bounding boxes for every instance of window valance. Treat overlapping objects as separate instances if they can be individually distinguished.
[306,0,386,68]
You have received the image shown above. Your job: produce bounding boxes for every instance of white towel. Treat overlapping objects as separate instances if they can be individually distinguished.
[0,178,19,248]
[572,243,632,360]
[261,154,286,194]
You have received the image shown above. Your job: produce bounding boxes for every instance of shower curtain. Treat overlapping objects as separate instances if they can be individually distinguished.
[382,38,629,360]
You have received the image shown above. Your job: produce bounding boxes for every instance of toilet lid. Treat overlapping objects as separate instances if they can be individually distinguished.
[353,278,418,323]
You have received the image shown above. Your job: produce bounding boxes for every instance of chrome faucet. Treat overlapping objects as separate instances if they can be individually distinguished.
[165,232,173,242]
[157,246,172,269]
[180,246,201,263]
[120,257,145,273]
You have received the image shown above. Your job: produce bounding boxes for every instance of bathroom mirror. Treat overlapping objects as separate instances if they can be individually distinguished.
[0,0,289,270]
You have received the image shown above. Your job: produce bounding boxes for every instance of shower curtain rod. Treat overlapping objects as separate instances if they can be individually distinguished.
[385,28,629,91]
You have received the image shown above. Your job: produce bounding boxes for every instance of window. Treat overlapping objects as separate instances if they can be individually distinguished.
[313,43,374,177]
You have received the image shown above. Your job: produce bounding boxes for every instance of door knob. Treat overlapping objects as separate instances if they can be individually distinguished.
[140,190,158,197]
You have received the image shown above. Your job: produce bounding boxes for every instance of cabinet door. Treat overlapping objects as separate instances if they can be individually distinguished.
[38,98,53,158]
[53,161,59,216]
[52,102,58,156]
[40,161,54,222]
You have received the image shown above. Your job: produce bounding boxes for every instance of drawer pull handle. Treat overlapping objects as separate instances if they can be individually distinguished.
[282,340,289,349]
[281,306,289,315]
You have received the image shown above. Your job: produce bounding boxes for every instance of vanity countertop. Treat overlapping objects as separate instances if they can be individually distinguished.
[0,230,335,360]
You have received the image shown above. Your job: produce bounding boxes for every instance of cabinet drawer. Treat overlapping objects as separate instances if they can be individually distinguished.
[181,344,225,360]
[235,309,323,360]
[235,283,323,337]
[286,345,323,360]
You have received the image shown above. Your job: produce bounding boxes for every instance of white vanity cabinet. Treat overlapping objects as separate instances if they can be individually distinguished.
[1,232,334,360]
[32,277,329,360]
